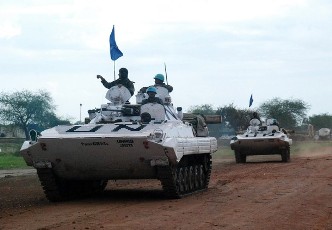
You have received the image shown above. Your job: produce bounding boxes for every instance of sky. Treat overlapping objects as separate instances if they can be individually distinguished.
[1,0,331,122]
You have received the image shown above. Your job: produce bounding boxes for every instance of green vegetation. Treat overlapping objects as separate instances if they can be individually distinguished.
[309,113,332,130]
[213,146,234,158]
[291,141,332,155]
[0,155,29,169]
[0,89,71,140]
[188,98,315,131]
[259,98,309,129]
[0,138,28,169]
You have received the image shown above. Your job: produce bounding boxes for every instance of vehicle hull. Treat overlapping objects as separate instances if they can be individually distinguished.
[230,126,292,163]
[230,135,290,155]
[20,122,217,180]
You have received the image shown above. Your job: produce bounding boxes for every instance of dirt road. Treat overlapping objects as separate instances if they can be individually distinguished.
[1,148,332,230]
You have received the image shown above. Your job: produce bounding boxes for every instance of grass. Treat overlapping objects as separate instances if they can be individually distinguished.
[213,146,234,158]
[0,138,28,169]
[0,154,30,169]
[291,141,332,155]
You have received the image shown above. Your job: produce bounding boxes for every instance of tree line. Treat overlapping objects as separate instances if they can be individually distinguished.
[0,90,70,139]
[187,98,332,132]
[1,90,332,139]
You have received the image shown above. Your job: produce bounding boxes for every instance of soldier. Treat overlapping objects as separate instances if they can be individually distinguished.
[139,74,173,93]
[153,74,173,92]
[141,87,164,105]
[97,68,135,96]
[251,112,261,122]
[249,112,261,126]
[308,124,314,138]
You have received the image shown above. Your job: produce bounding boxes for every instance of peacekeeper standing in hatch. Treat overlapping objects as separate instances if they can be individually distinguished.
[97,67,135,96]
[141,87,164,105]
[139,74,173,93]
[153,73,173,92]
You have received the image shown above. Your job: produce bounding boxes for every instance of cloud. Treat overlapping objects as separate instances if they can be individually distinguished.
[1,0,332,122]
[0,22,21,39]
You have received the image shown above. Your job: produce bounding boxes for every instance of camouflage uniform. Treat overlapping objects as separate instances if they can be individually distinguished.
[141,97,164,105]
[101,78,135,96]
[154,82,173,93]
[99,68,135,96]
[139,83,173,94]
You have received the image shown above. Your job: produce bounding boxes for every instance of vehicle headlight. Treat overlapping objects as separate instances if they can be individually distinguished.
[152,129,164,142]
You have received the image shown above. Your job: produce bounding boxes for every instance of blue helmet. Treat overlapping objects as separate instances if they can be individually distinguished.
[154,74,164,82]
[146,86,157,94]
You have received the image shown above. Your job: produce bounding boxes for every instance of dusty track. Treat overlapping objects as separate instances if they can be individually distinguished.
[1,148,332,230]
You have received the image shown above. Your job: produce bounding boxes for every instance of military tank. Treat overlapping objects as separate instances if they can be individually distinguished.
[230,118,292,163]
[20,83,220,202]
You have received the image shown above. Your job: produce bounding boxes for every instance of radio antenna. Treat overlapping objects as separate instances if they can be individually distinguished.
[164,62,169,85]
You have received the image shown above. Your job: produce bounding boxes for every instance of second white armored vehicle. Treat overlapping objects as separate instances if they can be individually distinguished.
[230,118,292,163]
[318,128,331,140]
[20,84,220,201]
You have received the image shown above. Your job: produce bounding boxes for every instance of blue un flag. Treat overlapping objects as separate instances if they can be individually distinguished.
[109,25,123,61]
[249,94,254,107]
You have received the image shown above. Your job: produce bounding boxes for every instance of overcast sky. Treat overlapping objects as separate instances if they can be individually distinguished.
[1,0,331,122]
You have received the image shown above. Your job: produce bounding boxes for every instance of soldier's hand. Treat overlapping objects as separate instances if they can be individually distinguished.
[96,75,103,80]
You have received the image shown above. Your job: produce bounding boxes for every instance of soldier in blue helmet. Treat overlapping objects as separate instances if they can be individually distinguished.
[153,74,173,92]
[141,87,164,105]
[139,73,173,93]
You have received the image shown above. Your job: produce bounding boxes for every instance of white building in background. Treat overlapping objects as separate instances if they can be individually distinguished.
[0,125,25,138]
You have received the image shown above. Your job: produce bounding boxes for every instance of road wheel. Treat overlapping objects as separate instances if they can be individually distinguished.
[177,168,185,193]
[194,165,200,189]
[183,167,189,192]
[188,166,194,191]
[198,165,206,189]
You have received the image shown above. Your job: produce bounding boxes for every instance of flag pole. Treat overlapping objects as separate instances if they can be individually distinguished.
[113,61,116,80]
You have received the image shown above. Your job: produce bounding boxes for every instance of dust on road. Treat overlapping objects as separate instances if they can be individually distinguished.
[0,149,332,230]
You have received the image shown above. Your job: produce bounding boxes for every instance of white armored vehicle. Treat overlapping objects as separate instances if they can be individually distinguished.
[20,84,219,201]
[318,128,331,140]
[230,118,292,163]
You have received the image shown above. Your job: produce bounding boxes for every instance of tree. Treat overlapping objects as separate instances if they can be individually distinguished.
[309,113,332,130]
[0,90,71,140]
[216,103,252,132]
[187,104,215,115]
[258,98,309,129]
[38,111,71,130]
